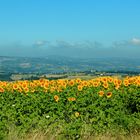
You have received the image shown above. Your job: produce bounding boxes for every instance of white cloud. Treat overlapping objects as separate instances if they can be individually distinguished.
[1,39,140,58]
[131,38,140,45]
[34,40,47,47]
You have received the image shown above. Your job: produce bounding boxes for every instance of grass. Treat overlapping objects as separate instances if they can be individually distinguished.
[3,125,140,140]
[5,131,140,140]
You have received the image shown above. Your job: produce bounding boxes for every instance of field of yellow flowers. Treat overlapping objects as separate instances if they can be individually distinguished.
[0,76,140,139]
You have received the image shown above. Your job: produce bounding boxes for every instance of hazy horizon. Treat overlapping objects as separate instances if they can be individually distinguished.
[0,0,140,58]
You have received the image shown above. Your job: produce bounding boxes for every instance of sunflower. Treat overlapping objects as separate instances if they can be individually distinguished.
[50,87,56,93]
[92,82,99,87]
[77,85,83,91]
[69,80,75,86]
[1,81,7,87]
[44,82,49,89]
[61,82,67,88]
[103,82,109,89]
[75,112,80,117]
[98,91,104,97]
[117,79,122,85]
[76,78,81,84]
[39,78,45,84]
[54,95,59,102]
[135,79,140,86]
[13,83,19,90]
[108,77,113,83]
[22,83,28,88]
[106,92,112,98]
[83,81,88,87]
[57,87,63,92]
[68,97,76,101]
[24,87,29,93]
[115,85,120,90]
[0,87,4,93]
[102,77,108,82]
[123,80,129,86]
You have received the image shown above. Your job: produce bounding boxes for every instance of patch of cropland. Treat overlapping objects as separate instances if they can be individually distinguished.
[0,76,140,139]
[0,56,140,81]
[1,56,140,73]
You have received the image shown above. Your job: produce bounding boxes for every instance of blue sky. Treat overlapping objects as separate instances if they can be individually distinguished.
[0,0,140,57]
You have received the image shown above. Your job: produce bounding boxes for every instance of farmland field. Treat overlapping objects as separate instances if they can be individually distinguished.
[0,76,140,139]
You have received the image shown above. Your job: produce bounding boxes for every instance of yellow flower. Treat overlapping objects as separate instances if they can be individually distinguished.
[39,78,45,84]
[61,82,67,88]
[123,81,129,86]
[115,85,120,90]
[101,77,108,83]
[13,83,19,90]
[75,78,81,84]
[0,87,4,93]
[108,77,113,83]
[24,87,29,93]
[75,112,80,117]
[31,89,35,93]
[50,87,55,93]
[68,97,76,101]
[43,82,49,89]
[82,81,88,87]
[57,86,63,92]
[98,91,104,97]
[103,82,109,89]
[106,92,112,98]
[22,82,28,89]
[117,79,122,86]
[77,85,83,91]
[69,80,75,86]
[54,95,59,102]
[92,82,99,87]
[17,87,23,93]
[1,81,7,87]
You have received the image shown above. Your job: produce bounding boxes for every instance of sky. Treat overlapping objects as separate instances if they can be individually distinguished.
[0,0,140,58]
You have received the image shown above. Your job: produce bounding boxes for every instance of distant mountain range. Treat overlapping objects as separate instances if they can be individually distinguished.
[0,55,140,74]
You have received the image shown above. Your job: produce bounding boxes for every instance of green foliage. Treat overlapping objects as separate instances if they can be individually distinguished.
[0,80,140,139]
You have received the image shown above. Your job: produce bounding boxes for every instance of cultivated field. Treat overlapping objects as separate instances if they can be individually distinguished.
[0,76,140,139]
